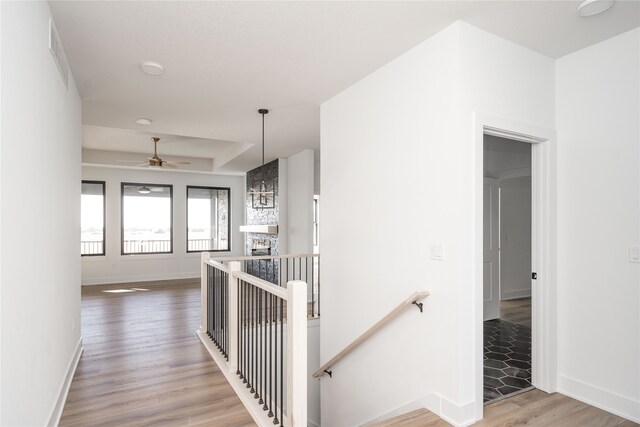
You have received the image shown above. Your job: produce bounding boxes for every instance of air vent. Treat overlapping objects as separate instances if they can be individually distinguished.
[48,18,69,89]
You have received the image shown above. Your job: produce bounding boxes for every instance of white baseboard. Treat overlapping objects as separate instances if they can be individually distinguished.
[501,289,531,300]
[361,393,441,426]
[196,330,279,427]
[557,374,639,423]
[82,273,199,286]
[361,393,474,427]
[47,337,83,427]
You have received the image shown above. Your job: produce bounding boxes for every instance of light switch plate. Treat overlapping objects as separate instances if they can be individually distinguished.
[630,245,640,263]
[430,244,443,261]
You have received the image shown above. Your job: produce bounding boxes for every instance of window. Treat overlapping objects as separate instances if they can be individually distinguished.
[187,186,230,252]
[81,181,105,256]
[121,183,173,254]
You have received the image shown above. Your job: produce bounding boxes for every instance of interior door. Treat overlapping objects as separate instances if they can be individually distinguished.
[483,177,500,321]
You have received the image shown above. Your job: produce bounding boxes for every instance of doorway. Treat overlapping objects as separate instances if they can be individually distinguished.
[483,136,533,402]
[473,112,557,422]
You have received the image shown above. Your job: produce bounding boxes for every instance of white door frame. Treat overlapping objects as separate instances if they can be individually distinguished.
[473,112,557,421]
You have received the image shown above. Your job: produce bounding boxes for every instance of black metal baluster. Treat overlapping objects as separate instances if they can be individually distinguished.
[223,271,227,358]
[237,278,241,376]
[262,288,267,409]
[215,268,219,347]
[242,281,248,384]
[279,297,283,427]
[206,265,210,337]
[210,266,214,339]
[249,284,254,391]
[257,288,262,401]
[273,295,279,425]
[268,291,273,417]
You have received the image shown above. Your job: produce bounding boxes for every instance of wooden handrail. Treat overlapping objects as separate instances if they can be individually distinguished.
[211,253,319,262]
[312,290,429,379]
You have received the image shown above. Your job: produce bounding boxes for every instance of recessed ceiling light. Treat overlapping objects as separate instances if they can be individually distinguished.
[577,0,614,16]
[140,61,165,76]
[136,118,153,125]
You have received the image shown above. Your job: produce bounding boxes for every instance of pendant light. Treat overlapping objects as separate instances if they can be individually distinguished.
[258,109,269,205]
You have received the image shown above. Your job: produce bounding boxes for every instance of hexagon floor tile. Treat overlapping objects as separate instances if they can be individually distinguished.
[483,319,532,402]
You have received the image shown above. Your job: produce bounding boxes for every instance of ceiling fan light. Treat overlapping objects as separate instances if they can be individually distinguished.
[136,118,153,125]
[577,0,614,16]
[140,61,165,76]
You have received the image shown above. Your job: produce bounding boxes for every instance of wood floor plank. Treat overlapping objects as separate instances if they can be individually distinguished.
[377,389,637,427]
[59,280,255,427]
[500,297,531,327]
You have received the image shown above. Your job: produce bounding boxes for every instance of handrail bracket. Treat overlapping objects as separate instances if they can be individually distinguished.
[324,370,333,378]
[412,301,424,313]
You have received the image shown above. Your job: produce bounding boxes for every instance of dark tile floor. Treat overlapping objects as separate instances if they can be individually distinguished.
[483,319,532,402]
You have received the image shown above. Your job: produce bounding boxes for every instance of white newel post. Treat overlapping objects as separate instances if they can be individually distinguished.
[200,252,210,334]
[227,261,241,373]
[286,280,308,427]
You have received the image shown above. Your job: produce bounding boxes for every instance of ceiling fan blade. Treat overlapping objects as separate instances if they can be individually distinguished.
[116,159,146,163]
[161,163,177,168]
[134,163,149,167]
[164,160,191,165]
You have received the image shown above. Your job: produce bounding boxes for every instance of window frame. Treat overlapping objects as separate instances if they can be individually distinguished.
[186,185,232,253]
[120,182,174,256]
[81,180,106,257]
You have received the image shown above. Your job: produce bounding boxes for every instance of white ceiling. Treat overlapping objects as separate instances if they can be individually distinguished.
[49,1,640,173]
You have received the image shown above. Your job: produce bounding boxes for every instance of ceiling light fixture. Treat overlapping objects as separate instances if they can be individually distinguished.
[247,109,275,208]
[577,0,614,16]
[138,186,151,194]
[140,61,165,76]
[259,109,269,168]
[136,118,153,125]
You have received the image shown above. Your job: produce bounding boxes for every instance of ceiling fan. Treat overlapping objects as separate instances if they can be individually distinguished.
[128,137,191,168]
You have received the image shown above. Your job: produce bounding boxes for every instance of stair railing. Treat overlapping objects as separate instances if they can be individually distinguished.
[199,253,307,427]
[312,290,429,379]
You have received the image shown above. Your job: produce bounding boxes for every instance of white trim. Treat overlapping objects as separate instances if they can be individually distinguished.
[361,393,474,427]
[47,337,83,427]
[82,162,246,177]
[501,289,531,300]
[473,112,557,422]
[81,272,199,286]
[558,375,640,423]
[196,330,277,427]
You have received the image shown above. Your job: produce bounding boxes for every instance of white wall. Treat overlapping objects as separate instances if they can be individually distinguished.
[1,2,82,425]
[286,149,314,255]
[499,176,532,300]
[81,166,245,285]
[321,21,554,426]
[556,28,640,422]
[457,23,554,414]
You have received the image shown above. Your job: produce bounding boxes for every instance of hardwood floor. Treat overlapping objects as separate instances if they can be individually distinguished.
[59,280,255,427]
[375,389,638,426]
[500,297,531,327]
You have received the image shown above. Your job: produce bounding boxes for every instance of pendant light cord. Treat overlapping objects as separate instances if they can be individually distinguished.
[258,108,269,166]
